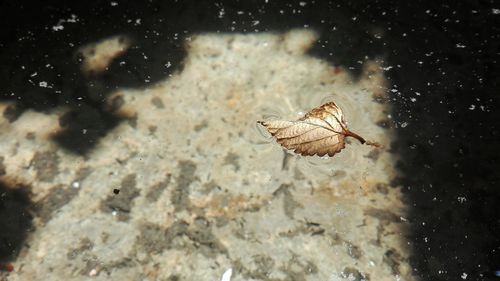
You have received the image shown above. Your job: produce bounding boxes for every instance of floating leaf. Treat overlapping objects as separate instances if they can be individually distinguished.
[258,102,379,157]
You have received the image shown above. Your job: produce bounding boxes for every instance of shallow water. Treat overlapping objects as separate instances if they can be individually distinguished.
[0,1,499,281]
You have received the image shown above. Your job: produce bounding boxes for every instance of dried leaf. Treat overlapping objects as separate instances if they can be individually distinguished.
[258,102,379,157]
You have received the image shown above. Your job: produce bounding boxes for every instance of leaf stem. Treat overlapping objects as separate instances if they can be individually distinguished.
[344,129,366,144]
[345,130,381,147]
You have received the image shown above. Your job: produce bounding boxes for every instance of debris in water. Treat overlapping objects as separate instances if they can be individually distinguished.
[258,102,379,157]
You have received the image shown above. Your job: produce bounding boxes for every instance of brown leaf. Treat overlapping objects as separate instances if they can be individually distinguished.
[258,102,379,157]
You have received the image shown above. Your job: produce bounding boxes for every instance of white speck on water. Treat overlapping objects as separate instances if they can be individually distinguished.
[135,18,141,26]
[492,8,500,14]
[110,1,118,6]
[299,1,307,6]
[218,8,225,18]
[252,20,260,26]
[469,104,476,110]
[67,14,78,23]
[400,122,408,128]
[30,72,37,77]
[39,81,48,88]
[52,14,78,31]
[457,196,467,203]
[221,268,232,281]
[72,181,80,189]
[456,43,466,48]
[461,272,468,279]
[52,24,64,31]
[410,97,417,102]
[82,129,88,134]
[112,210,117,216]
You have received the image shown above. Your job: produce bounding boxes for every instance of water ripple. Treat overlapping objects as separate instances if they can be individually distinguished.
[242,105,285,145]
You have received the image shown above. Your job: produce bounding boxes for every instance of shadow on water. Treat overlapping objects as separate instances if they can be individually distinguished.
[0,1,193,154]
[371,2,500,280]
[0,181,33,264]
[0,0,499,280]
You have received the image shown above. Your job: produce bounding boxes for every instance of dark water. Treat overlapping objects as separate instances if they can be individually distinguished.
[0,0,499,280]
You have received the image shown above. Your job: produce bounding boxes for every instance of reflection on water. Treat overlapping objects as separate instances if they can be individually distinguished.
[242,104,284,145]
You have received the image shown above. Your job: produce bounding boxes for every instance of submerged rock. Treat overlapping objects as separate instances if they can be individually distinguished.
[0,30,414,281]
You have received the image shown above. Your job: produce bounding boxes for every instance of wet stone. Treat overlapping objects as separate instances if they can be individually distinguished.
[127,113,138,128]
[100,174,140,221]
[341,267,370,281]
[66,238,94,260]
[0,156,5,176]
[273,183,302,218]
[3,105,23,123]
[346,242,363,260]
[135,222,171,254]
[108,95,125,112]
[171,160,197,211]
[150,96,165,109]
[30,151,60,182]
[364,207,400,223]
[223,152,240,171]
[145,173,171,203]
[383,248,403,275]
[35,184,80,223]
